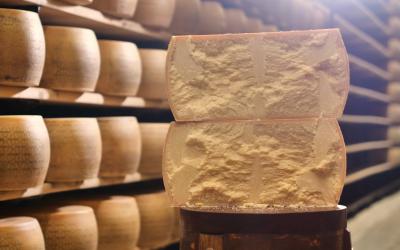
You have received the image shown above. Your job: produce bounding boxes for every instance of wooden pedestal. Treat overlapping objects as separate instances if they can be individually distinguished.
[180,206,351,250]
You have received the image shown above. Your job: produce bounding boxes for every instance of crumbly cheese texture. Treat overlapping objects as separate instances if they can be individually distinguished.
[167,29,349,121]
[163,119,346,210]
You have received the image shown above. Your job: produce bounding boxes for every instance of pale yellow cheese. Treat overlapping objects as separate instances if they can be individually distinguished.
[167,29,349,121]
[40,26,100,92]
[98,117,142,178]
[60,0,93,5]
[133,0,176,28]
[0,116,50,192]
[387,82,400,101]
[73,196,140,250]
[137,49,167,100]
[89,0,138,18]
[225,9,248,33]
[44,118,102,183]
[31,206,98,250]
[197,1,226,34]
[388,126,400,144]
[163,119,346,210]
[170,0,201,34]
[0,217,45,250]
[0,8,45,87]
[96,40,142,97]
[388,104,400,123]
[389,61,400,81]
[136,192,175,249]
[138,123,170,176]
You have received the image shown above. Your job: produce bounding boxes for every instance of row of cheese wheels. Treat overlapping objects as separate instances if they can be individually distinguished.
[56,0,277,34]
[0,8,167,100]
[0,192,178,250]
[0,116,169,195]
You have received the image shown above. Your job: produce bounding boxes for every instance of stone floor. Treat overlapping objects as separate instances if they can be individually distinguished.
[348,190,400,250]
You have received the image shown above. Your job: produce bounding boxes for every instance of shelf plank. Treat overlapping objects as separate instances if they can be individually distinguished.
[346,162,398,185]
[0,173,163,202]
[0,0,171,41]
[349,55,389,82]
[346,140,392,154]
[0,85,169,109]
[339,115,390,125]
[349,85,390,103]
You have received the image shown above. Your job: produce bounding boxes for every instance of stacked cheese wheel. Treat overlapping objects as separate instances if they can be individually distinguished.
[164,30,350,210]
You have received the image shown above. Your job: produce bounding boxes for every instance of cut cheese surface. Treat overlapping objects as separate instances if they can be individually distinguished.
[163,119,346,210]
[0,217,45,250]
[167,29,349,121]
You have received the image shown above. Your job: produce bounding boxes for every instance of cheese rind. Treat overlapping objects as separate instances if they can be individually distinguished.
[89,0,138,18]
[0,217,45,250]
[40,26,100,92]
[163,119,346,210]
[167,29,349,121]
[225,9,248,33]
[169,0,201,34]
[45,118,102,183]
[133,0,176,28]
[0,116,50,191]
[197,1,226,34]
[60,0,93,5]
[98,117,142,177]
[388,82,400,101]
[0,8,45,87]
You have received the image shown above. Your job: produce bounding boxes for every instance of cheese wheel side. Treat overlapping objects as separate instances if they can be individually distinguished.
[169,0,201,34]
[133,0,176,29]
[89,0,138,18]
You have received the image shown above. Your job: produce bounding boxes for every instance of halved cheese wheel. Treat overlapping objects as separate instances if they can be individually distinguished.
[136,192,174,249]
[98,117,141,178]
[170,0,201,34]
[387,82,400,101]
[388,104,400,123]
[167,29,350,121]
[163,119,346,210]
[133,0,176,29]
[389,61,400,81]
[0,217,45,250]
[89,0,138,18]
[0,8,45,87]
[138,123,170,176]
[45,118,102,183]
[40,26,100,92]
[60,0,93,5]
[0,116,50,192]
[96,40,142,97]
[225,9,248,33]
[197,1,226,34]
[31,206,98,250]
[73,196,140,250]
[137,49,167,100]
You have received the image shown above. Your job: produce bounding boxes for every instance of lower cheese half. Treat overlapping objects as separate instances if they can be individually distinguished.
[163,119,346,211]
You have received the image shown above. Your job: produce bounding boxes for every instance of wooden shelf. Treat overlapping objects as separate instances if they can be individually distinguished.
[339,115,391,125]
[0,85,169,109]
[349,85,390,103]
[0,173,163,202]
[0,0,171,42]
[349,55,389,81]
[346,162,398,185]
[346,140,392,154]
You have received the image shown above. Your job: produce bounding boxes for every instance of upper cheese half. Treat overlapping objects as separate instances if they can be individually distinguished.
[167,29,349,121]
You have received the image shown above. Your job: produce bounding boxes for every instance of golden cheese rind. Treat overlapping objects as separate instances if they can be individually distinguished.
[167,29,349,121]
[163,119,346,211]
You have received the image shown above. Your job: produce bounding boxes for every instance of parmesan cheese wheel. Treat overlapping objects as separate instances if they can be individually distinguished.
[0,116,50,192]
[60,0,93,5]
[389,39,400,60]
[96,40,142,97]
[32,206,98,250]
[225,9,248,33]
[388,104,400,123]
[0,217,45,250]
[98,117,142,178]
[133,0,176,29]
[163,119,346,210]
[197,1,226,34]
[137,49,167,100]
[167,29,349,121]
[390,17,400,38]
[138,123,170,176]
[74,196,140,250]
[388,127,400,144]
[388,82,400,101]
[89,0,138,18]
[44,118,102,183]
[389,61,400,81]
[40,26,100,92]
[136,192,174,249]
[170,0,201,34]
[263,25,278,32]
[245,18,264,33]
[0,8,45,87]
[388,147,400,164]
